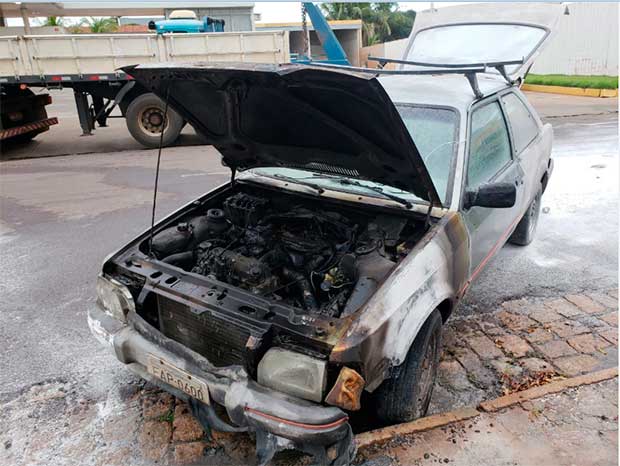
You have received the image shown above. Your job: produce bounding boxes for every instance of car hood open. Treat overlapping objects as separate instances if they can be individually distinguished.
[125,63,441,206]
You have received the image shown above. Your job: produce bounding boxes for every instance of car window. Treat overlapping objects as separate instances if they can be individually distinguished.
[396,106,459,204]
[501,93,539,154]
[467,101,512,189]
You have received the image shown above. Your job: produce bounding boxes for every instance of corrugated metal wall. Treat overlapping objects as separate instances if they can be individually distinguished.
[530,3,618,76]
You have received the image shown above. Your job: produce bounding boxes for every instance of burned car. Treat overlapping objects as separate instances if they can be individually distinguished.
[89,5,560,465]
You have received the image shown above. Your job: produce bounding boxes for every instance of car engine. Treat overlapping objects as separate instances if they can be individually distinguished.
[150,192,418,318]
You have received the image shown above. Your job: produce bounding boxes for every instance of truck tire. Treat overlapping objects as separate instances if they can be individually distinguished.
[125,93,183,148]
[373,309,442,424]
[509,187,542,246]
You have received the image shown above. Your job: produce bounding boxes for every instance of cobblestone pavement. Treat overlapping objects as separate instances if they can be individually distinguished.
[1,290,616,466]
[358,378,618,466]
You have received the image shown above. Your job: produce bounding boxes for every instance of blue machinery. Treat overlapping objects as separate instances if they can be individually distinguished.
[148,3,350,66]
[292,3,351,66]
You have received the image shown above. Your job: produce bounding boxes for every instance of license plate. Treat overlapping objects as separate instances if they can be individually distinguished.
[146,354,210,404]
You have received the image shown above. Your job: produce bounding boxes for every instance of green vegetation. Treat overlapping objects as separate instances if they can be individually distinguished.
[79,17,118,33]
[37,16,65,27]
[320,3,415,46]
[525,74,618,89]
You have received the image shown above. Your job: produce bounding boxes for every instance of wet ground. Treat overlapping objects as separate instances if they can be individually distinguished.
[0,92,617,464]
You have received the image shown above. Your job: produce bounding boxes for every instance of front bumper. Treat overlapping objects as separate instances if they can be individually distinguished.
[87,306,350,447]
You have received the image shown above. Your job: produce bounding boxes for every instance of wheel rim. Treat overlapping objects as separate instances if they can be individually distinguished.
[138,106,168,136]
[414,331,438,418]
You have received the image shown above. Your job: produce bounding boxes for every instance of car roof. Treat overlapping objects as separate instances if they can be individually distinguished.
[379,73,512,113]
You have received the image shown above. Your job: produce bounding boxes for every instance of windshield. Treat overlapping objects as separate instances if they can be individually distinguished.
[249,105,458,206]
[407,24,547,74]
[396,105,458,204]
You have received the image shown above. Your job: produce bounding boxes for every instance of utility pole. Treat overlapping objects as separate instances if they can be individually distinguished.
[20,4,31,34]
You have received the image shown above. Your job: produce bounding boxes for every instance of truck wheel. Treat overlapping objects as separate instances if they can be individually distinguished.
[509,187,542,246]
[373,310,442,424]
[125,93,183,148]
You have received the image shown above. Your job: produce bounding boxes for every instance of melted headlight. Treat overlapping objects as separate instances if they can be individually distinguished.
[96,274,135,322]
[257,348,327,402]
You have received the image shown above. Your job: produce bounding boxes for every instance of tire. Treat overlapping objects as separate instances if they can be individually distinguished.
[373,309,443,424]
[509,187,542,246]
[125,93,184,148]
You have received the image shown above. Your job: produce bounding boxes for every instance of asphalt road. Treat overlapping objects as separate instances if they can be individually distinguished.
[0,92,617,398]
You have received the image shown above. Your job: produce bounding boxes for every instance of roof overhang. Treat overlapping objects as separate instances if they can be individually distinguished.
[0,2,255,18]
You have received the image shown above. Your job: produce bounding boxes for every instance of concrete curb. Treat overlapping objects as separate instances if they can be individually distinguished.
[355,367,618,450]
[522,83,618,98]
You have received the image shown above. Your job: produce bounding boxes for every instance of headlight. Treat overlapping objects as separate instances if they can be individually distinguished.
[257,348,327,402]
[96,274,135,323]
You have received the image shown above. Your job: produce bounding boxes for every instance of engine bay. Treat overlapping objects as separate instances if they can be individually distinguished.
[147,189,425,318]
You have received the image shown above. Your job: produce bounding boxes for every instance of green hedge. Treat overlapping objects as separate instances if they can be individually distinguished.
[525,74,618,90]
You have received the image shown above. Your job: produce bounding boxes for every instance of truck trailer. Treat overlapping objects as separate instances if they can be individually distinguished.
[0,31,290,147]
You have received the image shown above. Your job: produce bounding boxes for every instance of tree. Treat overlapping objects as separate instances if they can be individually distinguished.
[320,2,415,46]
[80,17,118,33]
[38,16,65,27]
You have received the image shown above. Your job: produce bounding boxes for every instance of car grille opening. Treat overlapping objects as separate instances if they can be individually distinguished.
[157,295,251,367]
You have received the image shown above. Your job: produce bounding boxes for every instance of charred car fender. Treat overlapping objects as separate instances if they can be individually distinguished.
[330,212,469,391]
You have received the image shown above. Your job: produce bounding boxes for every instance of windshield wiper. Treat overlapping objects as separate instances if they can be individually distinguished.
[334,178,413,209]
[268,173,326,195]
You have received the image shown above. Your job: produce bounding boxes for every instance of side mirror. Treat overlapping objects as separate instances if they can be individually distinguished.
[464,182,516,209]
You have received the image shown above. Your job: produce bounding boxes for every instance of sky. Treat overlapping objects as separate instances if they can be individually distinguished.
[5,2,465,26]
[254,2,461,23]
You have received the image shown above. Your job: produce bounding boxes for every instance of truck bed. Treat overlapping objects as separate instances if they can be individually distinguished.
[0,31,290,83]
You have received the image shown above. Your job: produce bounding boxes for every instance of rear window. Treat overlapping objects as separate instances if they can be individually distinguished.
[407,24,547,75]
[396,105,459,204]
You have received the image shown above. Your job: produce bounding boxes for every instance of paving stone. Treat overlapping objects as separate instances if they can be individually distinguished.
[141,391,175,420]
[599,329,618,346]
[501,299,530,314]
[608,289,619,299]
[528,307,563,324]
[518,357,554,373]
[588,292,618,310]
[546,320,589,339]
[494,335,534,358]
[467,335,504,359]
[598,312,618,327]
[138,420,171,461]
[536,340,578,359]
[453,348,497,387]
[554,354,600,376]
[567,334,612,354]
[575,314,608,329]
[544,298,583,318]
[490,357,524,378]
[438,360,474,391]
[524,327,554,344]
[496,311,536,331]
[174,441,206,464]
[565,294,606,314]
[173,402,204,442]
[478,321,508,337]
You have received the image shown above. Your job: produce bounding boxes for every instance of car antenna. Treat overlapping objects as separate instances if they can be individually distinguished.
[148,83,171,257]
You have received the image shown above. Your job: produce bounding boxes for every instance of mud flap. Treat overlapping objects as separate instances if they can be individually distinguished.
[255,423,356,466]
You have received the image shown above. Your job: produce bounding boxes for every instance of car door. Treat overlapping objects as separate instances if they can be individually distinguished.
[499,90,552,206]
[460,97,526,283]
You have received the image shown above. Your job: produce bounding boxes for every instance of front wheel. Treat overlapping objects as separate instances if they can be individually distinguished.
[509,187,542,246]
[373,310,442,424]
[125,93,184,148]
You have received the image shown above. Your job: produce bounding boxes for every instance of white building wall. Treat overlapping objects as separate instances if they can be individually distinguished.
[530,2,618,76]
